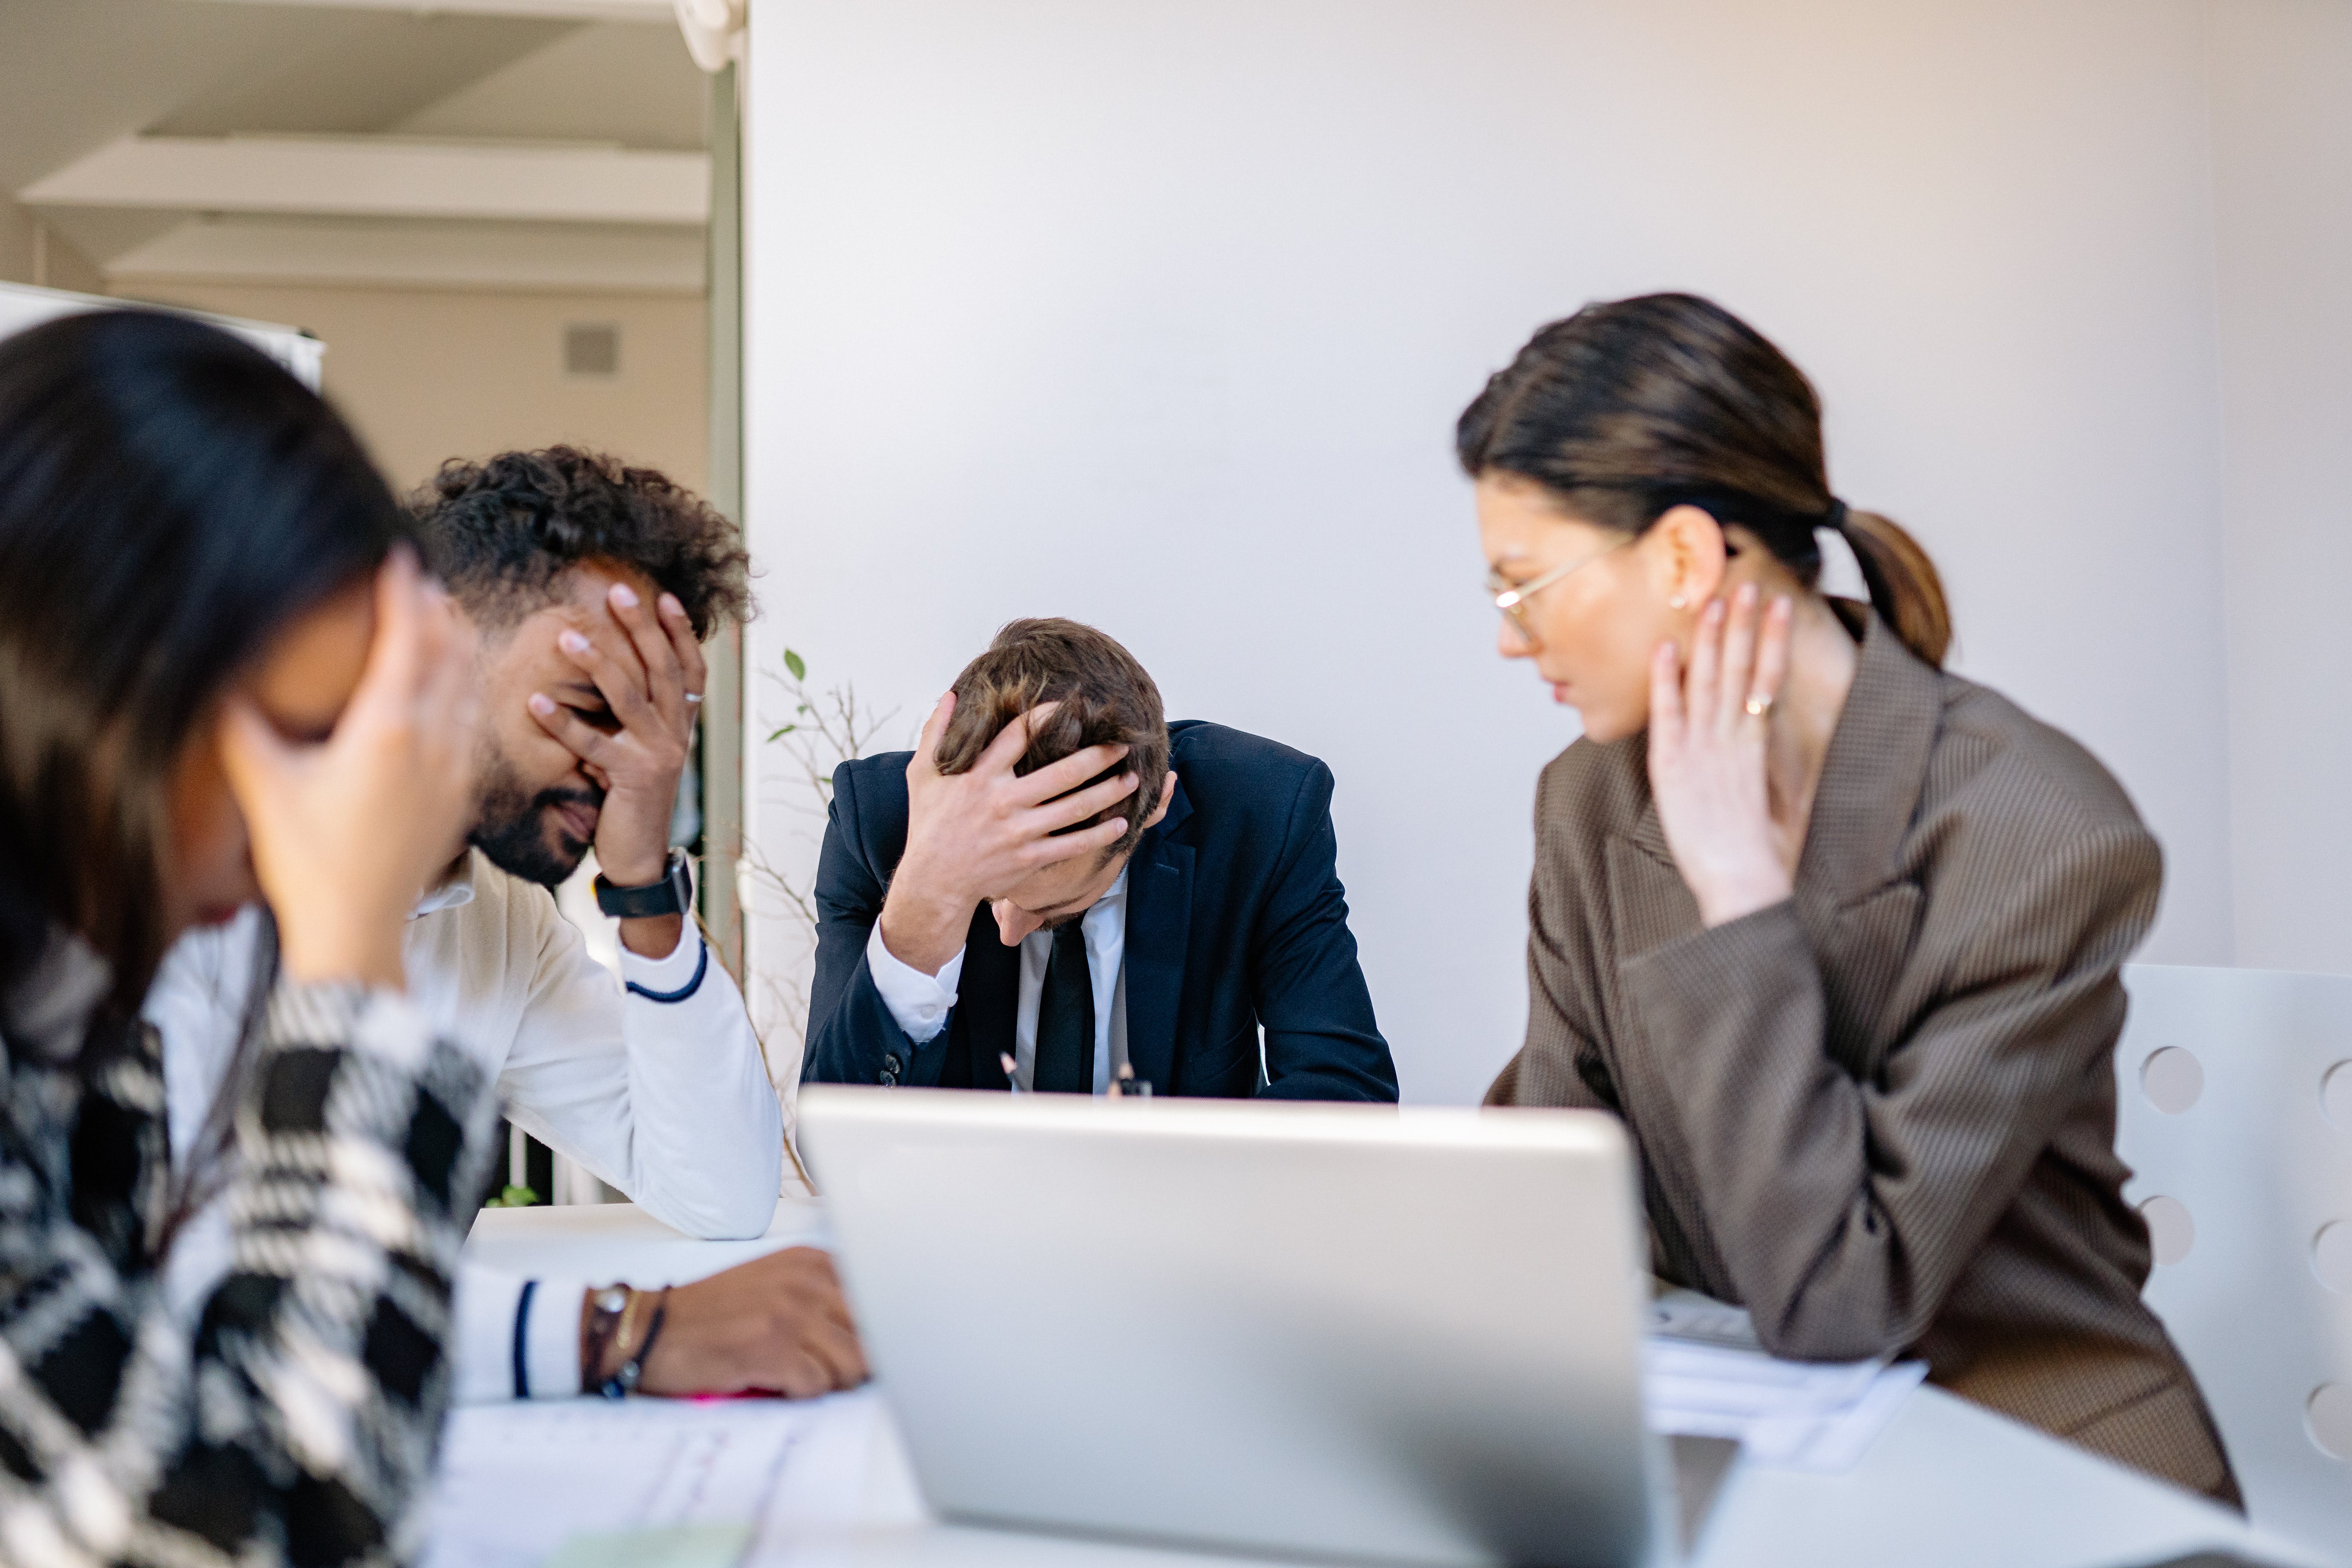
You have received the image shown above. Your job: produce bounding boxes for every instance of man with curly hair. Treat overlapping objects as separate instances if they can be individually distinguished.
[148,447,867,1408]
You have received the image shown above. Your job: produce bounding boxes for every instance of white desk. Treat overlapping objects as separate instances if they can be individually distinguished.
[460,1200,2324,1568]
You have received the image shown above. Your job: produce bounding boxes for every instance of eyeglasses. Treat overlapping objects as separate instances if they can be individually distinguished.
[1485,538,1628,648]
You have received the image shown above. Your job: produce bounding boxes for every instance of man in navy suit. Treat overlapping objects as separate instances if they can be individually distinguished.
[802,619,1396,1100]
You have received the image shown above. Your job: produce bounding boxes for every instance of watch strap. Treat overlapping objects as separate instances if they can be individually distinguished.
[595,848,693,919]
[581,1283,629,1392]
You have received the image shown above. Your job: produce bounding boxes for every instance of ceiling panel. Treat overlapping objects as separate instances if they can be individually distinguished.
[186,0,672,16]
[153,13,580,136]
[398,22,704,150]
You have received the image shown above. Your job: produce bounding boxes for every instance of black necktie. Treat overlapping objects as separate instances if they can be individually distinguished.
[1032,922,1093,1094]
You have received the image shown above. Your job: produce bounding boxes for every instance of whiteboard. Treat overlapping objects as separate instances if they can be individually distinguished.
[0,280,323,390]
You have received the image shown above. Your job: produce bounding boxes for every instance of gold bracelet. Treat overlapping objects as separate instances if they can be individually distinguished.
[613,1287,644,1363]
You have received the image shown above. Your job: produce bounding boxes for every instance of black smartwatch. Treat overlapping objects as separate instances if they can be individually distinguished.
[593,847,694,919]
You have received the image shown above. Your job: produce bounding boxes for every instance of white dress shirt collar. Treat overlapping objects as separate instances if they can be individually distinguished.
[860,864,1134,1093]
[412,852,481,919]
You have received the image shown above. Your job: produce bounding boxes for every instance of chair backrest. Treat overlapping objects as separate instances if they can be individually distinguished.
[2116,964,2352,1561]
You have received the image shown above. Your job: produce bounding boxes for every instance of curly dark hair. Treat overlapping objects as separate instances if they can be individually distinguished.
[408,446,753,638]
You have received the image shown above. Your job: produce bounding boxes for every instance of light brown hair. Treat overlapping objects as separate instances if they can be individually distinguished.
[1457,292,1953,667]
[935,619,1171,857]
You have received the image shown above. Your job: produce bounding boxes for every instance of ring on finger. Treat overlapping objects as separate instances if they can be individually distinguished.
[1744,693,1773,718]
[683,692,704,705]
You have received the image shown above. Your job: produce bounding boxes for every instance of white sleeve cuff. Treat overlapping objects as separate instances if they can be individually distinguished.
[451,1266,586,1401]
[523,1276,587,1399]
[864,924,964,1044]
[618,922,706,998]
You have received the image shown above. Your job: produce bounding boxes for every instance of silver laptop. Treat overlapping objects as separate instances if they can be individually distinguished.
[798,1087,1681,1568]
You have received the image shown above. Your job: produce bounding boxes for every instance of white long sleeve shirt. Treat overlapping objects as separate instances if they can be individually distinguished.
[144,848,784,1401]
[865,867,1132,1093]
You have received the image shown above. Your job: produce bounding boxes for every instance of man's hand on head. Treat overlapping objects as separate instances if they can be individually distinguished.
[877,694,1138,976]
[525,580,707,957]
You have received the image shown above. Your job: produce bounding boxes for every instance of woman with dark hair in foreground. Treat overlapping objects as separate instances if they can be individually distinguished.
[1465,293,2239,1503]
[0,310,500,1565]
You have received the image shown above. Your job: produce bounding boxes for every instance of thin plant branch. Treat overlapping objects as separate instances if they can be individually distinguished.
[745,648,904,1053]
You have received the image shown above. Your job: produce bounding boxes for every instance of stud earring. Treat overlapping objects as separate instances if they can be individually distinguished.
[1668,593,1688,610]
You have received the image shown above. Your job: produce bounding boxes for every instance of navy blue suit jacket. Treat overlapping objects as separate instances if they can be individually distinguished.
[800,720,1396,1100]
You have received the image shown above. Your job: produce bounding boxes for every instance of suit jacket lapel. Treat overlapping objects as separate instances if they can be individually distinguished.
[1607,822,1700,962]
[1122,782,1194,1096]
[1799,610,1941,902]
[1796,612,1942,1067]
[956,906,1019,1090]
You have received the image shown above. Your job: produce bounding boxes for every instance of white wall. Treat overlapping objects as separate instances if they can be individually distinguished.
[744,0,2256,1104]
[2207,0,2352,975]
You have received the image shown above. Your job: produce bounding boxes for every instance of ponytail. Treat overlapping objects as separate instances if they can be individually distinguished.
[1834,505,1951,668]
[1459,292,1958,670]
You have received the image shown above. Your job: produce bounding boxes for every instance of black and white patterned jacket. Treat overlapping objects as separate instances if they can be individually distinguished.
[0,934,498,1566]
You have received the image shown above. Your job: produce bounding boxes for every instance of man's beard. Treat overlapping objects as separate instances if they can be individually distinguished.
[471,751,602,888]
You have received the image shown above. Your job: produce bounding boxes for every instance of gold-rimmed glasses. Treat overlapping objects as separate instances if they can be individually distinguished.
[1486,538,1627,648]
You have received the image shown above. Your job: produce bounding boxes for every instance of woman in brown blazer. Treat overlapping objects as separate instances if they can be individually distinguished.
[1464,293,2238,1504]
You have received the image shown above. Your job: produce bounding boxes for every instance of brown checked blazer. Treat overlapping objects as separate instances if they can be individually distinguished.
[1487,610,2240,1505]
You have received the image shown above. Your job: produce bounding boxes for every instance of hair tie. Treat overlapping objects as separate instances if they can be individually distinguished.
[1822,498,1850,532]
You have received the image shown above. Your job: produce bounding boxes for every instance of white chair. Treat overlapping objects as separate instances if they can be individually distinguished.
[2116,964,2352,1563]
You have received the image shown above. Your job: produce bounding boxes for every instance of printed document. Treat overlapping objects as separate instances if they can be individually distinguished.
[1644,1294,1926,1473]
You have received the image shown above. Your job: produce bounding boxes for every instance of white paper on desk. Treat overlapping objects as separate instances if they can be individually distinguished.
[1646,1294,1763,1352]
[421,1399,812,1568]
[1643,1337,1927,1474]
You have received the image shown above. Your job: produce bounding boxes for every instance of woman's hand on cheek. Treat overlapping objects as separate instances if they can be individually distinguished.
[218,548,482,989]
[1646,584,1796,928]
